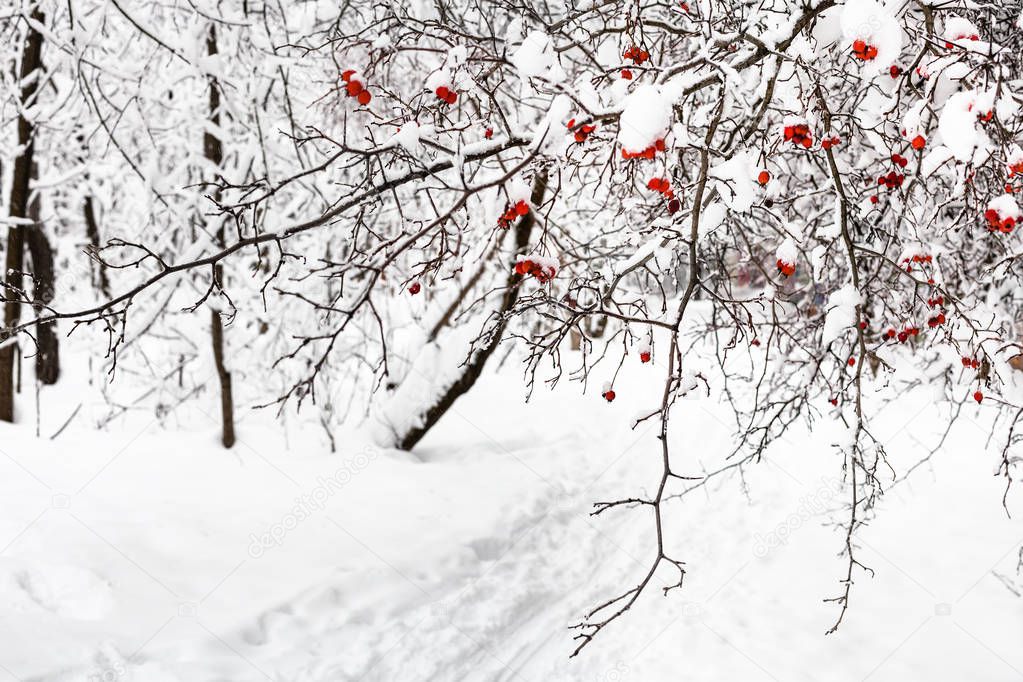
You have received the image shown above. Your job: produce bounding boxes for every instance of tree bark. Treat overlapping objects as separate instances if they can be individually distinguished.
[25,163,58,385]
[205,24,235,448]
[1,7,45,422]
[397,170,548,450]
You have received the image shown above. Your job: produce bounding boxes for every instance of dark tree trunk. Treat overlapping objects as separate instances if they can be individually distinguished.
[79,133,110,297]
[205,24,235,448]
[397,170,549,451]
[25,165,58,385]
[1,7,45,422]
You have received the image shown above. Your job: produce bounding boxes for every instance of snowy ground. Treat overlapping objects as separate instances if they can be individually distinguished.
[0,345,1021,681]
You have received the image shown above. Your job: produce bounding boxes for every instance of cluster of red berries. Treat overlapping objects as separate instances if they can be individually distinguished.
[925,312,947,328]
[884,326,921,343]
[514,258,556,283]
[985,208,1016,233]
[783,123,813,148]
[341,70,372,105]
[878,170,906,190]
[961,356,980,369]
[891,153,910,168]
[1009,161,1023,178]
[435,86,458,105]
[566,118,597,143]
[926,294,944,307]
[622,138,666,160]
[623,46,650,64]
[821,135,842,150]
[646,177,674,199]
[851,39,878,61]
[408,282,421,295]
[900,253,933,275]
[776,259,795,277]
[498,200,530,229]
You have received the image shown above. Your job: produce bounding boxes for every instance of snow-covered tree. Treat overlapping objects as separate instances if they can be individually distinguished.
[5,0,1023,655]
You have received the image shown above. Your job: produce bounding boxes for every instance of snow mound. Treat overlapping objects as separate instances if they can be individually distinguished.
[617,85,672,155]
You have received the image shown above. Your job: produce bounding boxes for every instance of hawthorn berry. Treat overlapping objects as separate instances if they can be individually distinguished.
[621,69,633,80]
[851,39,879,61]
[569,121,597,144]
[911,135,926,151]
[646,177,673,199]
[639,351,651,363]
[757,170,770,186]
[485,128,493,139]
[973,391,983,404]
[621,138,665,159]
[984,197,1020,233]
[847,357,856,367]
[357,90,372,105]
[667,198,681,214]
[408,282,421,295]
[603,389,616,402]
[890,65,901,78]
[435,86,458,105]
[498,200,530,228]
[514,256,556,283]
[776,259,795,277]
[623,46,649,64]
[783,123,813,148]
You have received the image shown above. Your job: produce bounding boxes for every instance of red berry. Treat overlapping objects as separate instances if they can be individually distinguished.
[408,282,421,295]
[436,86,450,100]
[639,351,651,363]
[758,170,770,186]
[357,90,372,105]
[346,80,364,96]
[973,391,983,404]
[621,69,633,80]
[848,357,856,367]
[911,135,926,151]
[603,390,616,402]
[485,128,493,139]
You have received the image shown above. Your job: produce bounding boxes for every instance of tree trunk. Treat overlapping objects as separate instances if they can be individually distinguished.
[0,7,45,422]
[205,24,235,448]
[397,170,548,450]
[78,134,110,297]
[25,163,58,385]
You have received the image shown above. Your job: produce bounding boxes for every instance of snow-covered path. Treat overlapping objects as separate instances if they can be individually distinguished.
[1,368,1021,681]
